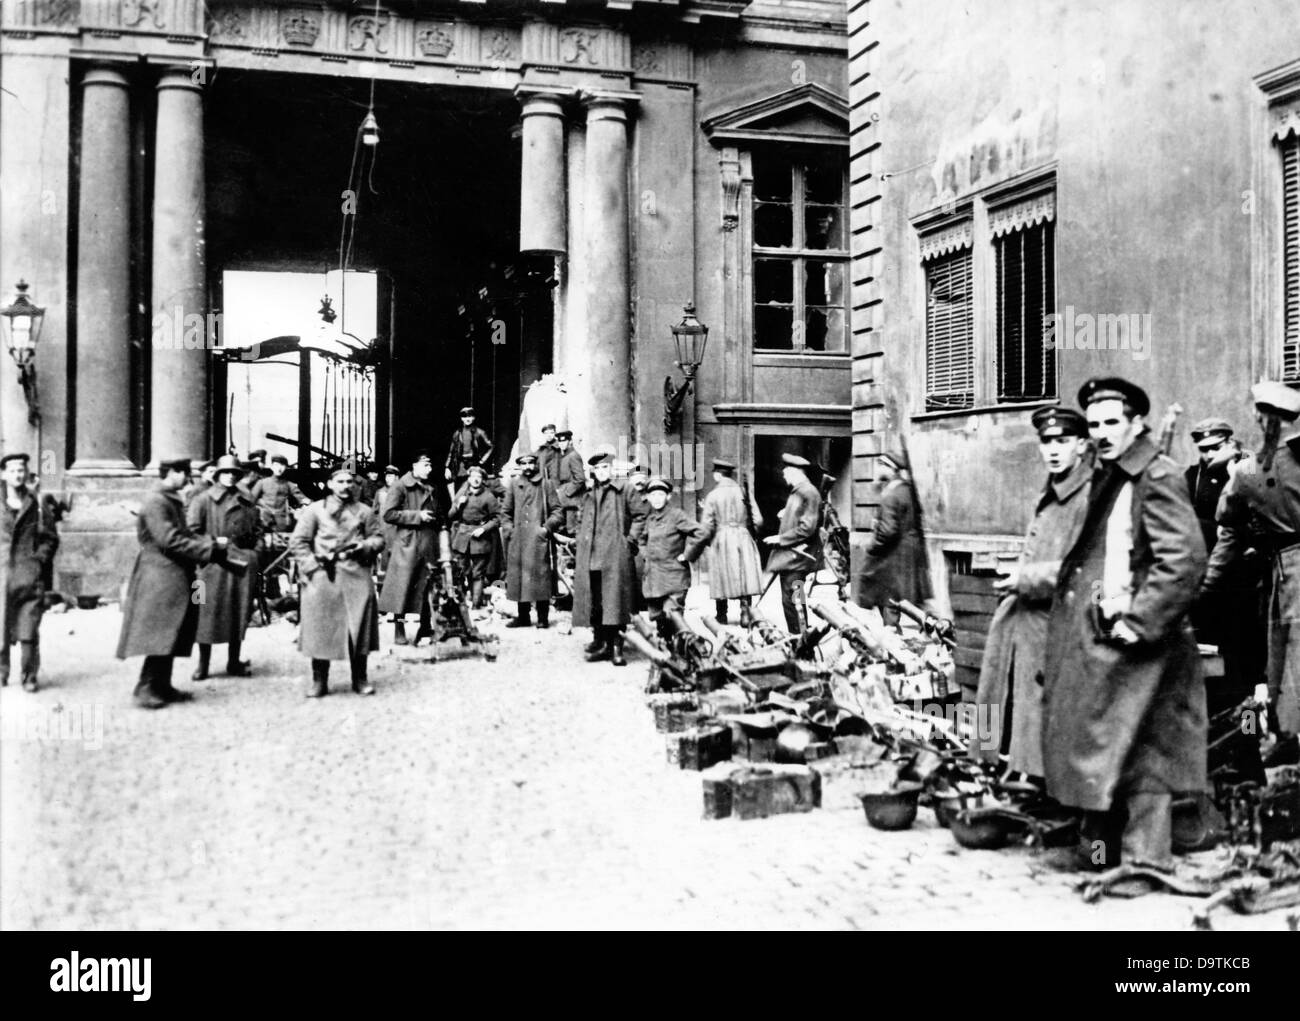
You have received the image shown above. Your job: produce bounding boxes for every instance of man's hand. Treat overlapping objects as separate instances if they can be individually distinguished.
[676,554,687,563]
[472,526,485,538]
[444,468,452,481]
[993,568,1020,593]
[418,510,435,524]
[762,535,781,546]
[1110,619,1140,646]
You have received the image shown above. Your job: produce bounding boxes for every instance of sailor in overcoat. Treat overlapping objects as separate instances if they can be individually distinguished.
[290,466,385,697]
[448,465,501,608]
[187,454,262,680]
[1042,378,1208,883]
[763,454,822,636]
[683,458,763,626]
[117,458,230,709]
[636,477,706,637]
[974,408,1091,778]
[573,452,642,665]
[378,451,440,644]
[1,453,59,691]
[502,453,564,628]
[856,448,933,623]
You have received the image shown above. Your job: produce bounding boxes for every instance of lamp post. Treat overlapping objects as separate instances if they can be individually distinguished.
[663,303,709,432]
[1,280,45,426]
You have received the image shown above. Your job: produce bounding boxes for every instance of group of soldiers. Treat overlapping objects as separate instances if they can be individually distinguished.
[973,374,1300,894]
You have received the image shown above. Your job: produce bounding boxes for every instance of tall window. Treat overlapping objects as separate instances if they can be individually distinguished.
[752,150,848,352]
[995,218,1056,402]
[1284,134,1300,382]
[923,247,975,411]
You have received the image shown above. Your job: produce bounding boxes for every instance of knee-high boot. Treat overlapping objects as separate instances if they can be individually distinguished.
[19,640,39,691]
[192,643,212,681]
[306,658,329,698]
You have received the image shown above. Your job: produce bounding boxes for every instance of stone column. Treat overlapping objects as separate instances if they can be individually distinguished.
[517,88,567,256]
[150,67,208,463]
[72,65,133,472]
[579,91,637,454]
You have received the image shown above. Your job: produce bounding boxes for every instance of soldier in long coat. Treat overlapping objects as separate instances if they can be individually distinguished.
[1043,378,1207,886]
[502,453,563,628]
[373,464,400,576]
[763,454,823,636]
[1,453,59,691]
[553,430,586,535]
[684,457,763,626]
[448,465,501,608]
[290,467,385,697]
[974,408,1091,778]
[534,424,561,486]
[573,452,641,665]
[636,477,706,637]
[379,452,440,644]
[856,448,932,623]
[187,455,262,680]
[117,458,230,709]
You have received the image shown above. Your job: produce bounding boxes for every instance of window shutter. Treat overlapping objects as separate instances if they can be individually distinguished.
[995,218,1056,402]
[1284,135,1300,382]
[925,249,974,411]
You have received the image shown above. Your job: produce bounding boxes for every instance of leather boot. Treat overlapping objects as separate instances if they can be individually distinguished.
[535,602,550,629]
[610,634,627,667]
[19,641,39,692]
[506,603,532,628]
[133,657,169,709]
[306,659,329,698]
[584,627,610,661]
[715,599,729,625]
[192,644,211,681]
[351,655,375,696]
[470,579,485,609]
[0,644,8,686]
[393,621,409,645]
[739,599,754,628]
[226,639,251,676]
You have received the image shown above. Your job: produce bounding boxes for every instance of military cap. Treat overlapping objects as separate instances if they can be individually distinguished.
[781,453,812,469]
[1077,376,1151,416]
[1031,406,1089,439]
[466,464,485,476]
[249,448,267,460]
[556,429,573,440]
[540,423,556,433]
[879,449,910,472]
[588,451,614,467]
[384,464,400,476]
[1251,380,1300,419]
[629,463,648,476]
[459,406,475,416]
[645,476,673,494]
[1189,416,1234,448]
[328,465,355,480]
[412,450,433,464]
[270,454,289,466]
[516,453,538,466]
[193,459,212,472]
[158,457,193,474]
[712,457,736,473]
[0,452,31,469]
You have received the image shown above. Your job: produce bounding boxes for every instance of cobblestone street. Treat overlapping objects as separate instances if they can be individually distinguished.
[0,605,1291,931]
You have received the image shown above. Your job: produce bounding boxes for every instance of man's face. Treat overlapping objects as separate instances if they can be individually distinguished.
[647,490,668,510]
[271,461,287,477]
[329,472,355,500]
[877,462,898,484]
[593,462,612,484]
[467,472,484,492]
[1039,435,1087,475]
[385,471,399,488]
[1197,436,1229,465]
[557,437,570,452]
[215,470,238,490]
[631,473,647,492]
[201,466,216,484]
[1087,398,1144,461]
[782,466,804,488]
[542,429,556,445]
[165,468,191,491]
[461,415,475,428]
[2,460,28,489]
[412,457,432,481]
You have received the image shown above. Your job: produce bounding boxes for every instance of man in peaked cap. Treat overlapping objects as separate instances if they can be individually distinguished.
[1185,418,1239,555]
[634,477,706,639]
[974,406,1091,780]
[683,456,764,626]
[1,452,59,692]
[444,405,494,499]
[572,451,642,665]
[553,429,586,536]
[1204,380,1300,767]
[1042,375,1207,888]
[502,453,564,628]
[763,453,823,639]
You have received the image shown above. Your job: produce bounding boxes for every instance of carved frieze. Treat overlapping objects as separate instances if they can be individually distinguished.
[37,0,80,26]
[347,12,391,55]
[207,4,247,39]
[415,23,454,59]
[121,0,164,30]
[280,9,320,47]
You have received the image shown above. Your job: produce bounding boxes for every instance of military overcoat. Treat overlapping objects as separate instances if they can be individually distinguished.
[572,480,640,627]
[683,477,763,598]
[378,472,440,614]
[188,484,262,645]
[290,496,384,659]
[501,473,563,602]
[636,504,706,599]
[1,482,59,642]
[856,479,932,605]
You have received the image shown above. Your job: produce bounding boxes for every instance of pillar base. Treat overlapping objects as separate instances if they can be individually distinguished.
[66,460,141,476]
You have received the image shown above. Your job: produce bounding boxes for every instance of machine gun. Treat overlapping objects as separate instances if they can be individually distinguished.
[422,529,499,661]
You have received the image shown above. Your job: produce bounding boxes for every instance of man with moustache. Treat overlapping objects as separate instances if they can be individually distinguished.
[573,452,641,665]
[380,451,441,645]
[974,408,1091,779]
[117,458,234,709]
[1,452,59,691]
[291,466,385,697]
[1203,381,1300,767]
[448,465,501,609]
[187,454,262,681]
[1042,377,1207,891]
[762,453,822,638]
[502,453,564,629]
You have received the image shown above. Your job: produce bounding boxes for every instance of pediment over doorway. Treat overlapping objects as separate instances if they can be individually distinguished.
[702,83,849,148]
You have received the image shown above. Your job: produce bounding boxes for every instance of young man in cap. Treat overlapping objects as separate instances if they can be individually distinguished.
[185,459,216,513]
[372,464,401,575]
[448,465,502,609]
[1042,376,1207,889]
[187,454,262,680]
[1184,418,1239,558]
[1203,380,1300,767]
[856,448,932,626]
[763,453,823,637]
[379,450,441,645]
[684,457,763,626]
[573,452,641,664]
[117,458,233,708]
[290,466,385,697]
[250,454,308,533]
[974,407,1091,779]
[444,407,494,500]
[1,452,60,691]
[501,453,564,628]
[635,477,706,638]
[553,429,585,536]
[247,449,271,480]
[534,423,560,486]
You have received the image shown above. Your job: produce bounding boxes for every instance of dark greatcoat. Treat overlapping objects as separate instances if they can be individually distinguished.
[502,473,563,602]
[372,484,396,573]
[449,487,502,558]
[116,486,218,659]
[636,504,706,599]
[290,496,384,660]
[1042,435,1208,811]
[445,426,494,481]
[378,472,439,614]
[766,479,822,576]
[856,478,932,605]
[974,456,1090,777]
[572,479,640,627]
[188,483,262,645]
[554,447,586,534]
[1,482,59,643]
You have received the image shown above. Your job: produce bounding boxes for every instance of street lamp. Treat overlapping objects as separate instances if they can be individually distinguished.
[0,280,45,425]
[663,303,709,432]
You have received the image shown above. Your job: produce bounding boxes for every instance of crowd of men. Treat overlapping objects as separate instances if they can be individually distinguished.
[973,374,1299,894]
